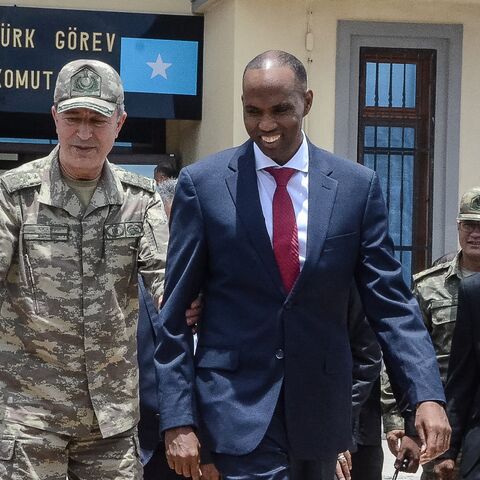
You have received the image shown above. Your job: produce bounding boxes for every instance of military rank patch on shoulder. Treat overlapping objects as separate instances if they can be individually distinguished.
[1,172,42,193]
[114,167,155,193]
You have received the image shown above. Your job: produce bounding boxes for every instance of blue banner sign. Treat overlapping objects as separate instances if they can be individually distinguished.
[0,6,204,119]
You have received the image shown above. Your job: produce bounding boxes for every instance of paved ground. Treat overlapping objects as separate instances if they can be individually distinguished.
[382,438,421,480]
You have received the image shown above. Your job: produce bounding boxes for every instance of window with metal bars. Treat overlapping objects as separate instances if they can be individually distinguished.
[358,47,436,283]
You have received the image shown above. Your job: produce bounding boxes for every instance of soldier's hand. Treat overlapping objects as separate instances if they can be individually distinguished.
[386,429,404,456]
[164,427,201,479]
[415,401,451,464]
[395,435,421,473]
[201,462,221,480]
[433,458,456,480]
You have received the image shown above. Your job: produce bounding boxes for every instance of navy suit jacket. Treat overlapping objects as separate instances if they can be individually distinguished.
[347,286,382,447]
[445,273,480,477]
[155,140,444,460]
[137,278,161,465]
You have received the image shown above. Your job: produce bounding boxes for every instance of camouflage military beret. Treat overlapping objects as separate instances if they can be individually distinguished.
[457,186,480,221]
[54,59,124,117]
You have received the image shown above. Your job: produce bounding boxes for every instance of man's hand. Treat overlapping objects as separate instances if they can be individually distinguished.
[335,451,352,480]
[164,427,201,479]
[415,401,451,464]
[386,429,405,456]
[185,295,202,332]
[395,435,421,473]
[433,459,456,480]
[201,463,221,480]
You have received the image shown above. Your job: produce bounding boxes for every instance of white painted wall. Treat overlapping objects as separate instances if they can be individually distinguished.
[197,0,479,197]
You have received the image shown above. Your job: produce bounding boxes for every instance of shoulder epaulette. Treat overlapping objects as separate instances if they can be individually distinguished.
[114,167,155,193]
[1,171,42,194]
[413,261,450,282]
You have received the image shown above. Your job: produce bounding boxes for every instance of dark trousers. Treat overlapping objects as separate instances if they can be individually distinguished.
[212,399,336,480]
[350,444,383,480]
[143,444,183,480]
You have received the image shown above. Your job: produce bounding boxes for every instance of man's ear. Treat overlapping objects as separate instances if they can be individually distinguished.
[115,112,127,138]
[51,106,59,132]
[303,89,313,116]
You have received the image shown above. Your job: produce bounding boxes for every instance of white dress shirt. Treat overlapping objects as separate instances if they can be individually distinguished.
[254,133,309,269]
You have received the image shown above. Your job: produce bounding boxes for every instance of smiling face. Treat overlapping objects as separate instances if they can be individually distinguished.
[458,220,480,271]
[52,106,126,180]
[242,65,313,166]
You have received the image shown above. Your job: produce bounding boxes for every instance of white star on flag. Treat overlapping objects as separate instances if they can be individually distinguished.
[147,54,172,79]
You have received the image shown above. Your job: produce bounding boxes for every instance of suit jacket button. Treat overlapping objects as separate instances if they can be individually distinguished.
[275,349,284,359]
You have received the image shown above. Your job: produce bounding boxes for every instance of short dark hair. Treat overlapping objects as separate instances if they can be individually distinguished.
[154,162,178,179]
[243,50,307,90]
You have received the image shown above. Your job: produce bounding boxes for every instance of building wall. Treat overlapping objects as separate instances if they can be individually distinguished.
[3,0,479,196]
[2,0,192,14]
[197,0,480,199]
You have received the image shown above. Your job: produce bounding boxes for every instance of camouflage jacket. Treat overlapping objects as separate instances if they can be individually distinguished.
[0,146,168,438]
[382,253,461,432]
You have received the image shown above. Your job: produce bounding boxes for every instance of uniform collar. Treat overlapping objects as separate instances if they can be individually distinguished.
[446,251,463,281]
[38,146,124,218]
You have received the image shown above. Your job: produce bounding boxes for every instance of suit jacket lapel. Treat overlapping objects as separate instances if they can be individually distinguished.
[225,141,285,296]
[293,143,338,294]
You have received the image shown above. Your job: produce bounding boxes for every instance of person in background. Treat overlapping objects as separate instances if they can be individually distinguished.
[382,186,480,479]
[156,50,449,480]
[335,288,422,480]
[154,161,178,185]
[156,178,178,219]
[333,287,382,480]
[434,190,480,480]
[0,59,167,479]
[137,176,220,480]
[438,272,480,480]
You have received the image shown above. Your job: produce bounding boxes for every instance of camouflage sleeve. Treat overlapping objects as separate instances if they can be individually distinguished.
[0,185,20,304]
[137,192,168,306]
[380,370,405,432]
[413,281,432,333]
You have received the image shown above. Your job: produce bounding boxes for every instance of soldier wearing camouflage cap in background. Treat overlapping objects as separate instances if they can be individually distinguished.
[382,186,480,480]
[0,59,168,479]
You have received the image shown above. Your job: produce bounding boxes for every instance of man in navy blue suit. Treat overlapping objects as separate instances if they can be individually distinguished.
[155,50,450,480]
[137,178,220,480]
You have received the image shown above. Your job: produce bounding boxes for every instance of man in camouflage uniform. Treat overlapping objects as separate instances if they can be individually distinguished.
[382,186,480,479]
[0,59,168,479]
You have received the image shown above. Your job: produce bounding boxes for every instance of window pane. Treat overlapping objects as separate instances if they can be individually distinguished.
[364,126,375,147]
[391,63,405,107]
[390,127,403,148]
[363,153,375,170]
[404,127,415,148]
[375,154,389,201]
[378,63,391,107]
[405,64,416,107]
[401,250,412,285]
[376,126,389,147]
[388,154,403,245]
[402,155,414,246]
[366,62,377,106]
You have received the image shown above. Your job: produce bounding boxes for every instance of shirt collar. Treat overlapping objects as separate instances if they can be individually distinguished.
[254,132,309,173]
[446,251,463,281]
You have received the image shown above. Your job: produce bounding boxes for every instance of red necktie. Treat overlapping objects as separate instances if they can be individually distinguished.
[265,167,300,293]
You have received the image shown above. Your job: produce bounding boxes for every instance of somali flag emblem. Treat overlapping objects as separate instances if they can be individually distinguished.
[120,38,199,96]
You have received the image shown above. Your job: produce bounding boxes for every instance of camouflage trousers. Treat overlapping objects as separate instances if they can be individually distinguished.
[0,421,143,480]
